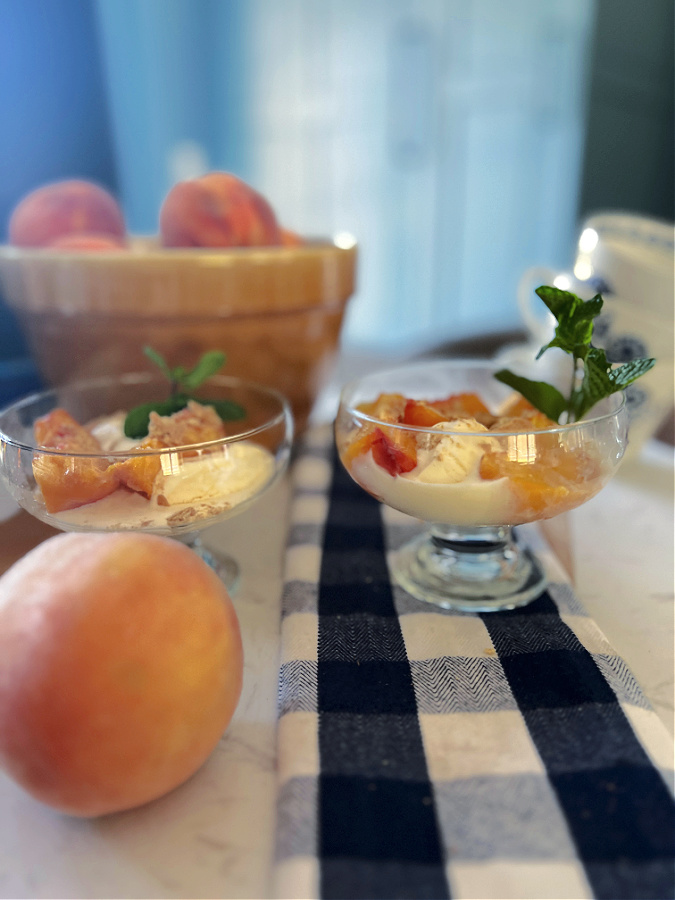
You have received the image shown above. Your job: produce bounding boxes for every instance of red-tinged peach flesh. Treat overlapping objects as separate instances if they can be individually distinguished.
[371,427,418,475]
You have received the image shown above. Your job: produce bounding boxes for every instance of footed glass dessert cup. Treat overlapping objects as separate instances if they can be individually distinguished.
[335,360,628,612]
[0,373,293,593]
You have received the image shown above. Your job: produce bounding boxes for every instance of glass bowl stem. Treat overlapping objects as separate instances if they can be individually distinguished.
[392,523,547,612]
[174,531,241,595]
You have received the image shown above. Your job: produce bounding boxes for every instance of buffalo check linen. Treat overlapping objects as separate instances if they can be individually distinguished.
[274,425,675,900]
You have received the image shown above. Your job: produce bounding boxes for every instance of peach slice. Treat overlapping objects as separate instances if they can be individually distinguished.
[429,392,495,427]
[370,427,418,476]
[147,400,226,447]
[32,409,119,513]
[402,399,447,428]
[110,439,164,498]
[480,445,602,518]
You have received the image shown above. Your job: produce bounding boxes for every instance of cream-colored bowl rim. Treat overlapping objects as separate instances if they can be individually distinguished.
[0,236,358,317]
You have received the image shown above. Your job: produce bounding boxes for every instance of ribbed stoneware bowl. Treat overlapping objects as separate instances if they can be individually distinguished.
[0,236,358,432]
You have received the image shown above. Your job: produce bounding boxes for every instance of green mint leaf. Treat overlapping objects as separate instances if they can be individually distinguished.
[578,294,604,320]
[494,369,568,422]
[180,351,227,391]
[126,348,241,437]
[535,285,583,320]
[608,356,656,389]
[535,287,603,359]
[124,394,191,438]
[572,347,615,420]
[143,346,173,380]
[123,395,245,439]
[495,285,657,423]
[572,349,656,420]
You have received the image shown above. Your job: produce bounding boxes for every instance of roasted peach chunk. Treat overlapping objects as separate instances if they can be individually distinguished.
[429,392,495,427]
[341,428,379,468]
[480,446,602,518]
[114,401,229,496]
[342,423,418,475]
[489,413,557,432]
[498,394,543,418]
[147,400,226,446]
[35,408,104,453]
[110,439,163,498]
[402,399,447,428]
[370,428,417,476]
[343,394,412,469]
[368,393,408,423]
[33,409,119,513]
[32,456,118,514]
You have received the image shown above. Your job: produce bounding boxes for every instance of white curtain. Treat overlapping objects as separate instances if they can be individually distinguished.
[95,0,595,353]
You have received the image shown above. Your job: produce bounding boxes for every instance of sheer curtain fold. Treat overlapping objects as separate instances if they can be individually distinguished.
[94,0,595,352]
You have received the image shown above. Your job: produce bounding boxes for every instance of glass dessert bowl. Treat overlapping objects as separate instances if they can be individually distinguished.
[335,360,628,612]
[0,373,293,592]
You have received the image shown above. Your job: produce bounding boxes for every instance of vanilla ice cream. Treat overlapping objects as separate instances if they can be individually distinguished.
[413,419,494,484]
[350,418,514,526]
[352,454,513,526]
[88,411,139,452]
[155,443,274,507]
[55,443,275,532]
[41,411,276,533]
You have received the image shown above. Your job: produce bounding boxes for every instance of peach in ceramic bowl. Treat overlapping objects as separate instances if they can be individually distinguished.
[0,175,358,432]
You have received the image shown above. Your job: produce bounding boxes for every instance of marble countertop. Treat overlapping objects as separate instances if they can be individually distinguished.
[0,397,672,898]
[0,474,292,900]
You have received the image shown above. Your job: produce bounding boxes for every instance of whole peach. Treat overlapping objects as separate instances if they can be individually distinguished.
[8,180,126,248]
[159,171,282,248]
[47,233,128,251]
[0,532,243,817]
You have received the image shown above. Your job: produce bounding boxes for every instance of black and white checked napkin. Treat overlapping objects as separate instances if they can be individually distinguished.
[274,425,675,900]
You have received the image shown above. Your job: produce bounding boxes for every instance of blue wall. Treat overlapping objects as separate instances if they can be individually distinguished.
[0,0,118,241]
[0,0,118,373]
[95,0,249,233]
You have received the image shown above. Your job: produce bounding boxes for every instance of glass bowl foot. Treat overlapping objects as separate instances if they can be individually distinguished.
[392,525,547,613]
[174,532,241,595]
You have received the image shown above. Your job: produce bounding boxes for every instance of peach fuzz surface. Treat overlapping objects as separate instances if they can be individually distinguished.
[0,532,243,817]
[8,180,126,248]
[159,171,282,248]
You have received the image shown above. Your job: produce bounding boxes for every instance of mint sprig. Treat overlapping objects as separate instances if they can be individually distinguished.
[495,286,655,422]
[124,347,245,438]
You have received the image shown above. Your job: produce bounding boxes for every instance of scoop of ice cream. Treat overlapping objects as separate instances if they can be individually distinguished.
[412,418,493,484]
[88,412,140,452]
[155,443,274,506]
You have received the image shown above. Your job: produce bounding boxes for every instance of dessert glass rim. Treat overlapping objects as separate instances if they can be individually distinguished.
[339,358,627,437]
[0,371,292,456]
